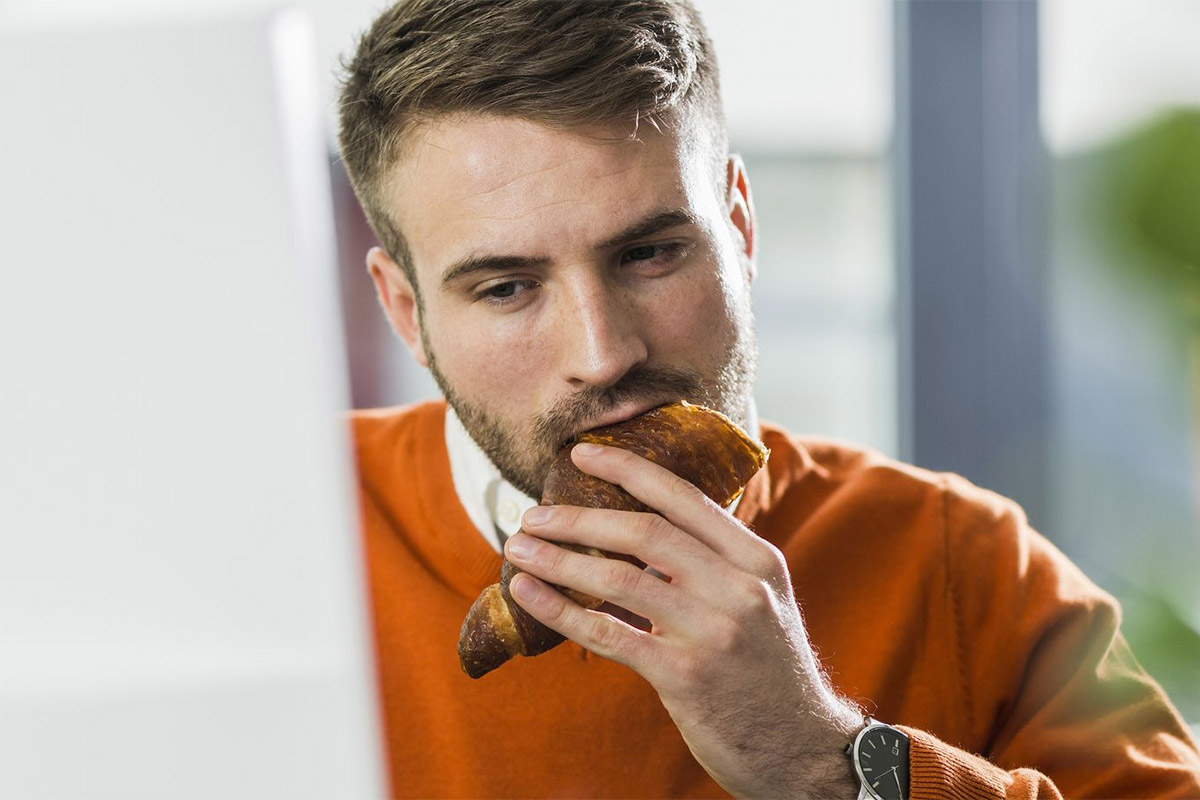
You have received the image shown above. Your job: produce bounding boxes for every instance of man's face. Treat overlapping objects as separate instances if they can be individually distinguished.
[370,113,757,498]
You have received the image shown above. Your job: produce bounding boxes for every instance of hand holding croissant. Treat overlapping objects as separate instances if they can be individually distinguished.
[457,401,768,678]
[479,400,867,799]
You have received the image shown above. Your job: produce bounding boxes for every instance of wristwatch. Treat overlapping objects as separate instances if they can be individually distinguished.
[845,717,910,800]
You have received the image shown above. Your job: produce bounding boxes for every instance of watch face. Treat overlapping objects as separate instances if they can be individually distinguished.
[855,726,910,800]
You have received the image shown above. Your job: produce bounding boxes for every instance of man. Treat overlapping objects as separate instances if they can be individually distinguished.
[337,0,1200,797]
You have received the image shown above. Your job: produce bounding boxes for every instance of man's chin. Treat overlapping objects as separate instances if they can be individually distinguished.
[495,464,546,503]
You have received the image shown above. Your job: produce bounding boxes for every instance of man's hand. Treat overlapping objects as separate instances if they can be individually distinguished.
[503,442,864,800]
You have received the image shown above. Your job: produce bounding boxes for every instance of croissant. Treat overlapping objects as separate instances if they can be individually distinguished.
[457,401,768,678]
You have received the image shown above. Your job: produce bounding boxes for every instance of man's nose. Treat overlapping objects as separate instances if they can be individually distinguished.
[561,282,648,390]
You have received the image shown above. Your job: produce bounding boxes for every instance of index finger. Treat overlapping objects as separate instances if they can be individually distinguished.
[569,442,766,570]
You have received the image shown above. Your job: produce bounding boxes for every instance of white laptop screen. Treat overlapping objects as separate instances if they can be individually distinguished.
[0,8,385,798]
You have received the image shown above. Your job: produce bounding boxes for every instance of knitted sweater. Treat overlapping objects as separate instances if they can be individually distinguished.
[352,400,1200,798]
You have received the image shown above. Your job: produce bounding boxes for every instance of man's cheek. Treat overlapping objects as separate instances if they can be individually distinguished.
[453,344,547,414]
[658,288,729,347]
[432,313,535,371]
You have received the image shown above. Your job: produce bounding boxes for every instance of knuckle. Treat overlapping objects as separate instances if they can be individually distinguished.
[609,446,638,470]
[536,585,569,624]
[605,560,644,599]
[747,541,788,580]
[632,511,668,541]
[556,504,585,531]
[587,614,629,657]
[662,519,699,554]
[730,575,774,618]
[669,476,706,507]
[542,542,570,573]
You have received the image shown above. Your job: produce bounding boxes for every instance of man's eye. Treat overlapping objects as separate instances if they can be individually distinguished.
[626,245,660,261]
[476,279,537,306]
[487,283,519,298]
[621,242,686,266]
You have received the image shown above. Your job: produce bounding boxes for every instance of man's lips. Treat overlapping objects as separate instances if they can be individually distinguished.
[542,397,683,454]
[577,399,672,436]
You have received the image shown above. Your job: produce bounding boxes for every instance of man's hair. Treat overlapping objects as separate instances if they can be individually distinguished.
[337,0,726,295]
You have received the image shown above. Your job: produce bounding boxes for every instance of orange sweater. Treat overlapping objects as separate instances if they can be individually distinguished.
[353,401,1200,799]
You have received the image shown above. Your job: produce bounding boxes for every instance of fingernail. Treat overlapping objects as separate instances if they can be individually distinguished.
[510,574,538,602]
[522,505,552,527]
[574,442,603,457]
[505,533,536,560]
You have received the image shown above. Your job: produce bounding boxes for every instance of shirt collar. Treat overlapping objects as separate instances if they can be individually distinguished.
[443,407,535,553]
[444,401,760,554]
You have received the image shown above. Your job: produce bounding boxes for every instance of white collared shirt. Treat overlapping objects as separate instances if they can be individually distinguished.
[444,403,760,552]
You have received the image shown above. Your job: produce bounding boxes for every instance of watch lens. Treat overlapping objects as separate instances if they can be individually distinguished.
[858,728,909,800]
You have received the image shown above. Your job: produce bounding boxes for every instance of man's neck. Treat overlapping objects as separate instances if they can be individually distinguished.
[444,407,537,553]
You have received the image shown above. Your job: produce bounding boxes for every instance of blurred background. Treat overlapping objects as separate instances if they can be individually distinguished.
[2,0,1197,776]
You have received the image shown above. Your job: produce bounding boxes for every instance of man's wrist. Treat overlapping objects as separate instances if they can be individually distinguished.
[790,696,864,800]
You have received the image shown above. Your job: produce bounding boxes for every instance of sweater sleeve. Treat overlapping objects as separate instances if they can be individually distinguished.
[895,476,1200,799]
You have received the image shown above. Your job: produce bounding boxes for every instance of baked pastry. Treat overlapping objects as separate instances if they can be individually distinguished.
[457,401,768,678]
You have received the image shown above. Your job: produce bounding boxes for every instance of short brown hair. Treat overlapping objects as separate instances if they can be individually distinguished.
[337,0,726,294]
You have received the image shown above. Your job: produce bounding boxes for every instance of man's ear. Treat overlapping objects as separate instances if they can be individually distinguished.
[367,246,429,367]
[726,154,757,283]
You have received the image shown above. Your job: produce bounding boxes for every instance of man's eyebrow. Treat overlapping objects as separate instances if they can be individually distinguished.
[597,208,702,251]
[440,254,550,289]
[438,208,702,290]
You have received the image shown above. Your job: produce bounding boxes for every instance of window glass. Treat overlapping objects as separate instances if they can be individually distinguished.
[1042,0,1200,725]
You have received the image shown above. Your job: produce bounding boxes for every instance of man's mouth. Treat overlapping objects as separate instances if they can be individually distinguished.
[533,365,707,456]
[548,399,677,453]
[542,393,702,455]
[580,400,672,434]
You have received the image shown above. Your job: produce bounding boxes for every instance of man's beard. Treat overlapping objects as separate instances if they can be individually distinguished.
[423,320,758,500]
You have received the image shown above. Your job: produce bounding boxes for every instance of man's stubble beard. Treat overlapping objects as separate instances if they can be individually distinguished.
[421,302,758,501]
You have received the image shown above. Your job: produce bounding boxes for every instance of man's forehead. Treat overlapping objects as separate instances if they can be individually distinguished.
[389,115,701,205]
[381,114,720,279]
[426,116,653,178]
